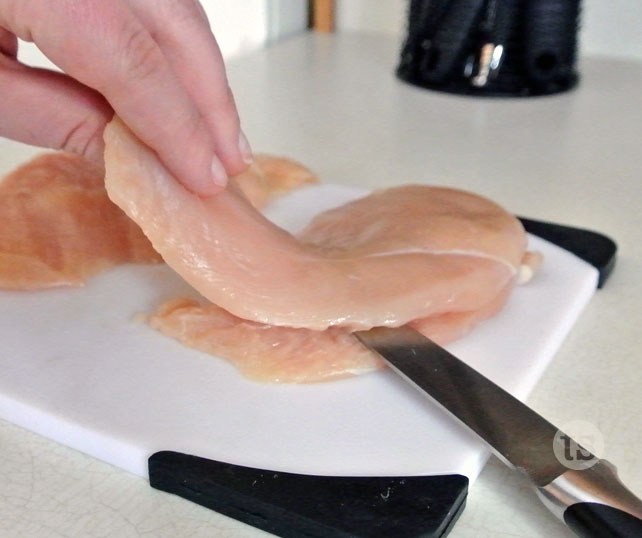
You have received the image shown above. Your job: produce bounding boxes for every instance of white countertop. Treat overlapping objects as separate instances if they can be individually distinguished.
[1,32,641,538]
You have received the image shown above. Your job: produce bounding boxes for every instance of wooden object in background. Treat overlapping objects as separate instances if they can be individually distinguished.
[312,0,334,32]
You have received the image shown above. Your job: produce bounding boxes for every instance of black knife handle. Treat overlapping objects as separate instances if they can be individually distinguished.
[564,502,642,538]
[537,460,642,538]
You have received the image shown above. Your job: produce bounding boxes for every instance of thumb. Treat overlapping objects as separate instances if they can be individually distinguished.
[0,56,112,163]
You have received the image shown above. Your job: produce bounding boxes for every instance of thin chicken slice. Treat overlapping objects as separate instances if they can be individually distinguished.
[147,283,511,383]
[104,117,526,330]
[147,298,382,383]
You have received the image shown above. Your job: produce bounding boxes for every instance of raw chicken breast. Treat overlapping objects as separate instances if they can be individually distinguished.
[104,118,527,330]
[0,153,161,290]
[299,185,525,270]
[233,154,318,209]
[0,151,312,291]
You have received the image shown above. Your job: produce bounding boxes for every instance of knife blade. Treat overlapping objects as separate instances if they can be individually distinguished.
[355,326,642,538]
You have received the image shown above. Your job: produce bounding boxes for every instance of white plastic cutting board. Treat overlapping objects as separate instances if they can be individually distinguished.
[0,177,598,482]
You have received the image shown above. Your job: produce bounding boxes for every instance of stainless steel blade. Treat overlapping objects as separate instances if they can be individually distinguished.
[354,326,570,486]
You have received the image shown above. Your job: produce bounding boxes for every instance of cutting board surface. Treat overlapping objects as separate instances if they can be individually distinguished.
[0,182,598,481]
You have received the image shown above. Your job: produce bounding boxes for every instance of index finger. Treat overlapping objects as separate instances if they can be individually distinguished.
[128,0,252,177]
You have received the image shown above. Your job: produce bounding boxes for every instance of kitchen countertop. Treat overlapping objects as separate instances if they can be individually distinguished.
[1,32,641,538]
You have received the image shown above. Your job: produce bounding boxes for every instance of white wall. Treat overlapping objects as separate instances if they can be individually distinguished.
[204,0,269,58]
[335,0,642,60]
[336,0,407,39]
[582,1,642,59]
[17,0,307,69]
[267,0,309,43]
[12,1,642,67]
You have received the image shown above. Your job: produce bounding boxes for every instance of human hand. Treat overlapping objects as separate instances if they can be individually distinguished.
[0,0,252,196]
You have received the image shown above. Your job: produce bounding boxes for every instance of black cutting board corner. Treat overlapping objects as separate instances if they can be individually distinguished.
[149,451,468,538]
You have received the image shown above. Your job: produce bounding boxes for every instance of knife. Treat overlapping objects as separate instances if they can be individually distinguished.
[355,327,642,538]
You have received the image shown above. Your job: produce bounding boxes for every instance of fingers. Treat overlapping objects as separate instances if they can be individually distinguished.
[128,0,252,176]
[0,27,17,57]
[0,56,112,163]
[3,0,226,196]
[0,25,109,162]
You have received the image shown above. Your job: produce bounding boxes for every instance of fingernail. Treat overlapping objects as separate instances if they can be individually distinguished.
[211,155,228,187]
[238,130,253,164]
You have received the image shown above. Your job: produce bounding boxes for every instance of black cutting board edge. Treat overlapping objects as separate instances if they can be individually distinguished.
[149,451,468,538]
